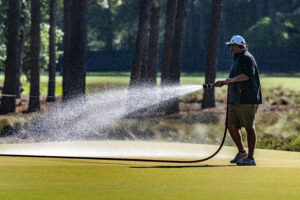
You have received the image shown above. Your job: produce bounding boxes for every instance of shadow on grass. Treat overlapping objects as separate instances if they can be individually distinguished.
[131,164,235,169]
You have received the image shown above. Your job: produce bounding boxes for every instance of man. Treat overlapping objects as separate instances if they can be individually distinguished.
[214,35,262,166]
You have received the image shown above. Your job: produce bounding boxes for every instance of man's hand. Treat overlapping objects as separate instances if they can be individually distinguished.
[214,78,236,87]
[214,80,226,87]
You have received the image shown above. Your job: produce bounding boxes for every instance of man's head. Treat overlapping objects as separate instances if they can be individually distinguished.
[226,35,247,55]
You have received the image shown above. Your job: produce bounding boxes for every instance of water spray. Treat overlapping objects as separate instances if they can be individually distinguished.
[0,84,229,163]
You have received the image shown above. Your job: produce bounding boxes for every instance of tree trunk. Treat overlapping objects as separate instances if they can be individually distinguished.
[62,0,71,101]
[28,0,41,112]
[170,0,188,83]
[106,0,113,50]
[146,0,160,86]
[69,0,88,97]
[16,29,24,99]
[63,0,88,99]
[129,0,152,87]
[47,0,56,102]
[160,0,177,85]
[0,0,20,114]
[16,0,27,99]
[166,0,189,114]
[202,0,223,109]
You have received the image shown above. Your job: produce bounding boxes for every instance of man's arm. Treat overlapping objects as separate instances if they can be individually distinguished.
[224,74,249,84]
[214,74,249,87]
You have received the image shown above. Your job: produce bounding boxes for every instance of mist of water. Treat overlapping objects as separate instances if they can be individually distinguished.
[17,84,203,142]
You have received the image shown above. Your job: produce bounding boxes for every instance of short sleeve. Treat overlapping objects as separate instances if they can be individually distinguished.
[239,56,255,78]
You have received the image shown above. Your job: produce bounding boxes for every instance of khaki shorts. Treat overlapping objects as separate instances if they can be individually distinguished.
[228,104,259,129]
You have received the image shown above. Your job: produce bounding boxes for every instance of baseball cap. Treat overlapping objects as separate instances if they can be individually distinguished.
[225,35,246,46]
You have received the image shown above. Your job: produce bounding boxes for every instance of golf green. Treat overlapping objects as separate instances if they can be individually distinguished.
[0,141,300,200]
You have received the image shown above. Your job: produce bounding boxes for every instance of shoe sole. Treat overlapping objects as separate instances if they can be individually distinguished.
[237,160,256,166]
[237,163,256,166]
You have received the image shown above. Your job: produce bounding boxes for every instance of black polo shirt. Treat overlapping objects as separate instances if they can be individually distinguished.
[229,50,262,104]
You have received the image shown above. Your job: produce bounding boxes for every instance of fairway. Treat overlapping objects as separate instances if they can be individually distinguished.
[1,141,300,200]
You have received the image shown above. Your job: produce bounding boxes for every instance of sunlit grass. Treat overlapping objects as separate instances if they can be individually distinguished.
[1,146,300,200]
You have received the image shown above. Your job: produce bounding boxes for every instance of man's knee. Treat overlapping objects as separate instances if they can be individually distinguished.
[227,123,239,131]
[245,127,256,134]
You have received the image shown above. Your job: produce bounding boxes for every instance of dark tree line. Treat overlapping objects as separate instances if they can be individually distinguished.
[0,0,222,115]
[83,0,300,51]
[0,0,88,114]
[1,0,297,115]
[129,0,189,114]
[129,0,219,113]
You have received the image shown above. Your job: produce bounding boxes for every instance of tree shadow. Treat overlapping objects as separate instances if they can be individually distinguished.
[130,164,236,169]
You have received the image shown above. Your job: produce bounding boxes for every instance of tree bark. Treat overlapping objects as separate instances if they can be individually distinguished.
[202,0,223,109]
[16,0,27,99]
[146,0,160,86]
[47,0,56,102]
[0,0,20,114]
[129,0,152,87]
[166,0,189,114]
[169,0,188,84]
[69,0,88,97]
[28,0,41,112]
[63,0,88,99]
[160,0,177,85]
[62,0,71,101]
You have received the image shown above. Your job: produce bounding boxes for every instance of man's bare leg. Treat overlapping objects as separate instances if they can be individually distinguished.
[245,128,256,159]
[228,124,245,152]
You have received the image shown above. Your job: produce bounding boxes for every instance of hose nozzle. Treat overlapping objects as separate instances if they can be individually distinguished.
[203,83,214,89]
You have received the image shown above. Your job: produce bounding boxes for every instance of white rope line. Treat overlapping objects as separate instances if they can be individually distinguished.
[0,94,56,98]
[0,94,17,97]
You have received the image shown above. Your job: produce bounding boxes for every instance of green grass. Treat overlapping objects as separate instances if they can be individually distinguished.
[260,76,300,90]
[1,143,300,200]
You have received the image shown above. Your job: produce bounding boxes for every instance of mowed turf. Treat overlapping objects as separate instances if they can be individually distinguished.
[1,142,300,200]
